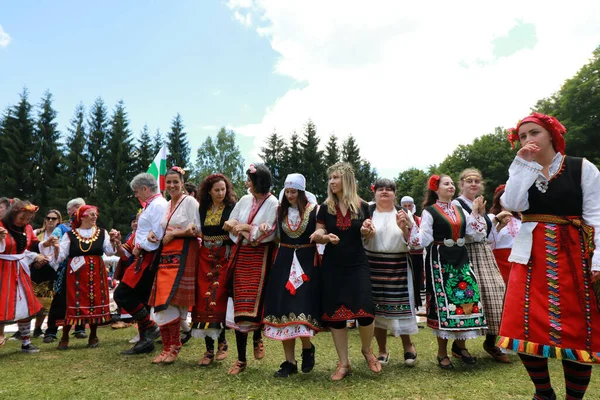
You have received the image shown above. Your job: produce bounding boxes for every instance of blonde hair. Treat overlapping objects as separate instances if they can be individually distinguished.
[325,162,361,217]
[458,168,485,195]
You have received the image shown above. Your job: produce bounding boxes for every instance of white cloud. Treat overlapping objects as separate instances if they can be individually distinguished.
[227,0,600,177]
[0,24,11,48]
[212,89,222,96]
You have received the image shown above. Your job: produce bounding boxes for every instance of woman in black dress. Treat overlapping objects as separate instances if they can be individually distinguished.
[263,173,322,377]
[310,162,381,380]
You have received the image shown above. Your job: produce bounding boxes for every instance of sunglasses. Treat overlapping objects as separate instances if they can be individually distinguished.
[46,216,58,221]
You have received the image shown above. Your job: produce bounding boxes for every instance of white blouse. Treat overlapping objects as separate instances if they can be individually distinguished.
[363,210,409,253]
[56,227,116,264]
[161,195,200,232]
[408,201,487,248]
[228,194,279,244]
[501,154,600,270]
[487,214,521,251]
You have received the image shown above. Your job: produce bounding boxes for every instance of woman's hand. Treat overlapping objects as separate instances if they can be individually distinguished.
[162,231,175,245]
[133,247,141,257]
[232,224,249,236]
[328,234,340,245]
[109,229,121,242]
[361,219,375,237]
[396,210,413,237]
[309,229,325,243]
[223,220,237,232]
[517,142,540,162]
[42,236,58,248]
[472,196,486,216]
[185,223,198,237]
[592,271,600,283]
[258,223,271,234]
[148,231,159,243]
[495,211,512,227]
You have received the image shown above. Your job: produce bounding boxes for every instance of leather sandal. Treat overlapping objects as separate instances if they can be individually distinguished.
[437,355,454,369]
[87,337,100,348]
[253,339,264,360]
[163,345,181,364]
[330,362,352,381]
[451,342,476,365]
[215,341,228,361]
[362,348,382,373]
[227,360,247,375]
[152,350,169,364]
[198,351,215,366]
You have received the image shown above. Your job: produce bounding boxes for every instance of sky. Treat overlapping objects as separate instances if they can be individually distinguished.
[1,0,599,180]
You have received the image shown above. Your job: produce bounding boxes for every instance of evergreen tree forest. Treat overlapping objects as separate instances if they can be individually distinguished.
[0,47,598,230]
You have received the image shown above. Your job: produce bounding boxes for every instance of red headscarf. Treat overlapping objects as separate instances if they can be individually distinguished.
[494,184,506,196]
[74,205,98,229]
[507,112,567,154]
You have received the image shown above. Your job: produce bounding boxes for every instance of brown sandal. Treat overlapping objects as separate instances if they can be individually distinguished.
[227,360,247,375]
[362,349,382,373]
[483,342,511,363]
[253,340,264,360]
[198,351,215,366]
[152,350,169,364]
[57,340,69,350]
[330,362,352,381]
[215,342,228,361]
[163,345,181,364]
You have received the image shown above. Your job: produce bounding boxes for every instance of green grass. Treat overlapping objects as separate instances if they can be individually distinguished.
[1,324,599,399]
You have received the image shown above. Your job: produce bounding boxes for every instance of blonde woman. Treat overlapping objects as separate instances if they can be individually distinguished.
[310,163,381,380]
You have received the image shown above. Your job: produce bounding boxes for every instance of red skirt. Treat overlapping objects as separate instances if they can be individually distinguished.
[497,223,600,363]
[149,238,198,312]
[191,244,230,327]
[0,258,42,323]
[492,248,512,285]
[64,255,110,325]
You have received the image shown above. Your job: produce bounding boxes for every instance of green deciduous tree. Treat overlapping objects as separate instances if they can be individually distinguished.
[395,168,429,214]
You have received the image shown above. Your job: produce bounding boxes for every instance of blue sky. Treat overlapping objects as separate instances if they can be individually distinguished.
[0,0,294,166]
[1,1,599,181]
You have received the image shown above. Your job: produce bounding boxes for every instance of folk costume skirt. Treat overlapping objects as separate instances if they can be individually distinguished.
[0,256,42,323]
[465,241,506,335]
[64,255,110,325]
[191,243,230,340]
[498,223,600,363]
[492,248,512,285]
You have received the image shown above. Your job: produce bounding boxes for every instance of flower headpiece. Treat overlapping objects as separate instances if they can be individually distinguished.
[507,112,567,154]
[248,164,257,174]
[494,184,506,196]
[171,166,185,176]
[23,204,39,213]
[428,175,441,191]
[370,183,375,193]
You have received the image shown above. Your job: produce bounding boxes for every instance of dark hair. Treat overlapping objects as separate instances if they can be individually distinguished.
[374,178,396,192]
[39,209,63,232]
[198,174,237,213]
[166,167,185,182]
[421,174,451,209]
[0,197,9,208]
[489,186,520,219]
[130,214,138,223]
[279,189,309,223]
[184,183,198,197]
[247,163,272,194]
[2,199,36,227]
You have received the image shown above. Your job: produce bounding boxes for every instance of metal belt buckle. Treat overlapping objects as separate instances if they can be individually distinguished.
[456,238,465,247]
[443,239,455,247]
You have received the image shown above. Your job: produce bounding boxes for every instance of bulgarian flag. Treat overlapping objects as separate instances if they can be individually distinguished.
[147,145,167,191]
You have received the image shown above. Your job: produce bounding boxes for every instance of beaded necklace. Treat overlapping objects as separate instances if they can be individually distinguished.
[72,227,101,253]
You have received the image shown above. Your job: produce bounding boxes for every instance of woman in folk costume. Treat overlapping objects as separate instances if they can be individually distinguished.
[0,200,55,353]
[363,179,419,367]
[193,173,237,366]
[148,166,200,365]
[52,205,118,349]
[487,185,521,285]
[497,113,600,400]
[309,162,381,381]
[405,174,488,368]
[453,169,509,363]
[223,163,278,375]
[263,173,322,378]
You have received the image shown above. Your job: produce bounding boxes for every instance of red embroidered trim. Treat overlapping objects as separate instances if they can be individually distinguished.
[335,205,352,231]
[322,305,374,321]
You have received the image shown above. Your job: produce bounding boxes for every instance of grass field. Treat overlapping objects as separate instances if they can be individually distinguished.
[1,324,599,400]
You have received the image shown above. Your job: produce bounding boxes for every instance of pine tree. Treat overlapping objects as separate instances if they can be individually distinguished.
[96,100,136,231]
[324,134,340,167]
[0,89,36,199]
[259,131,287,193]
[167,113,190,169]
[33,91,63,215]
[0,107,13,196]
[152,128,163,157]
[341,135,376,200]
[63,103,90,201]
[281,132,302,186]
[341,135,361,168]
[300,120,326,200]
[135,124,154,173]
[87,97,109,199]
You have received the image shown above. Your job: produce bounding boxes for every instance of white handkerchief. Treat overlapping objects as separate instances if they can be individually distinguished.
[70,256,85,272]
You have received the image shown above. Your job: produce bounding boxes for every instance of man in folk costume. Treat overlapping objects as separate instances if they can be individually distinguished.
[113,173,168,354]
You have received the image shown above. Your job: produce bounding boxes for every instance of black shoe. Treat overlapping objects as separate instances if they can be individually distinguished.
[533,390,556,400]
[122,326,160,355]
[181,330,192,345]
[21,343,41,353]
[73,331,87,339]
[43,334,57,343]
[274,361,298,378]
[10,331,21,340]
[301,344,316,373]
[32,328,44,338]
[437,356,454,369]
[451,341,476,365]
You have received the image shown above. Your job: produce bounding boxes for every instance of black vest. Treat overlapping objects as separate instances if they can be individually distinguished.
[522,156,583,216]
[67,229,105,257]
[425,204,467,241]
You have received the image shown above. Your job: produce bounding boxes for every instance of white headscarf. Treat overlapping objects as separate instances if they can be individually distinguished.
[400,195,416,214]
[278,173,317,204]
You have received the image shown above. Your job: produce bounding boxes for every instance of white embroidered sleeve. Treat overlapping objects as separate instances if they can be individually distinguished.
[250,198,278,243]
[102,230,116,256]
[57,234,71,264]
[465,212,487,241]
[581,159,600,271]
[500,156,542,212]
[409,210,434,248]
[227,201,243,243]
